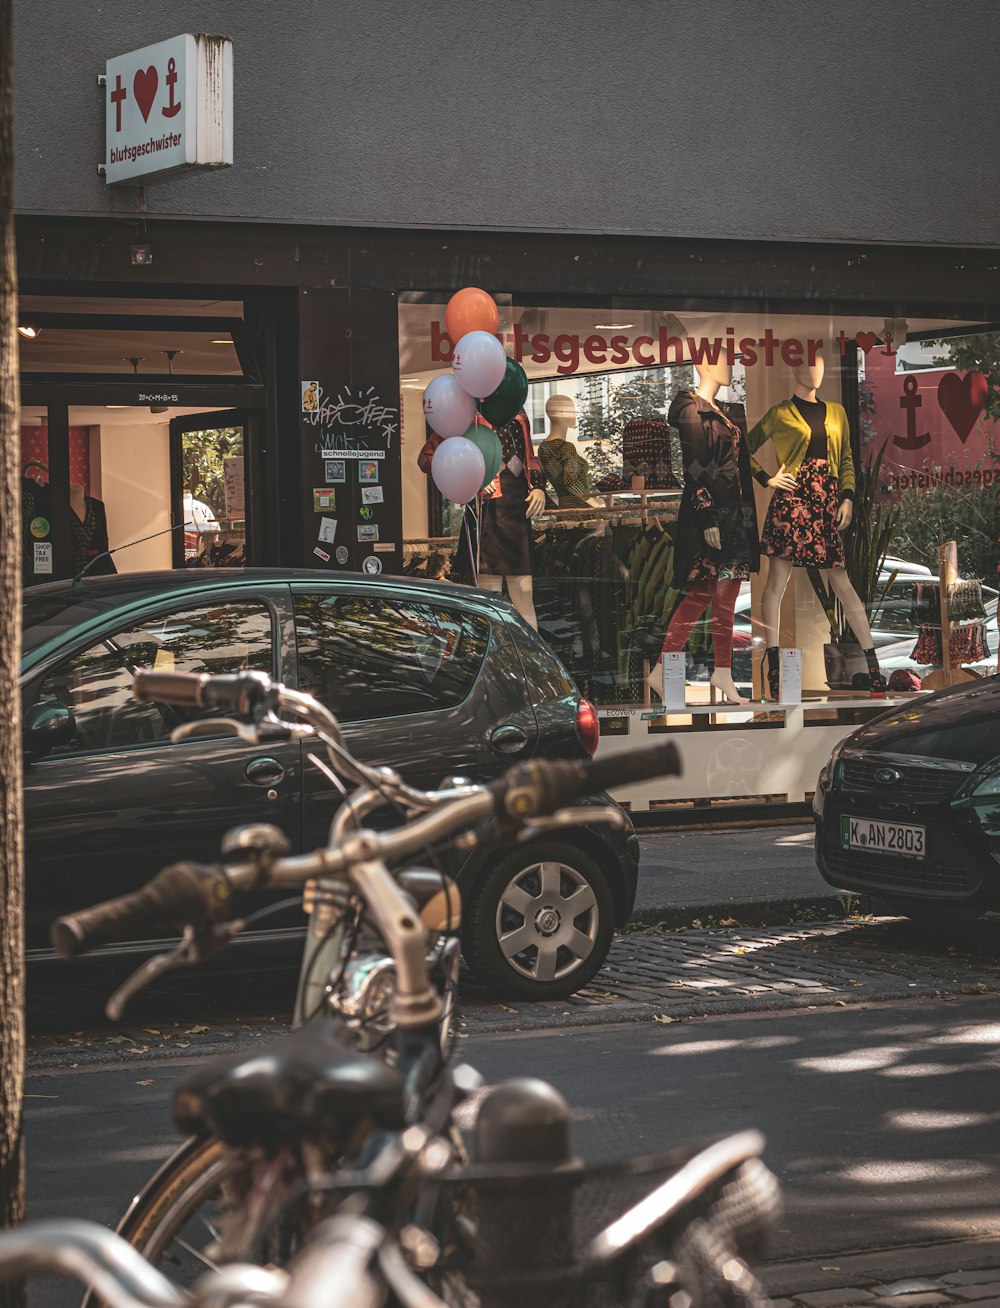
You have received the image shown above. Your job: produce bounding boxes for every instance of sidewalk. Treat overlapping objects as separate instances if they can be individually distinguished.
[768,1240,1000,1308]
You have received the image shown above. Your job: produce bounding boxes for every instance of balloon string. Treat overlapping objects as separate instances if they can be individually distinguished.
[465,503,479,587]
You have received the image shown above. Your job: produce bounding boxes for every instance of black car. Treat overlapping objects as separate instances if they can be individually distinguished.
[22,570,639,999]
[814,678,1000,924]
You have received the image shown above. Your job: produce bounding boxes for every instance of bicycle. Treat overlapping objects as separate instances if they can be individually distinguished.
[52,669,685,1286]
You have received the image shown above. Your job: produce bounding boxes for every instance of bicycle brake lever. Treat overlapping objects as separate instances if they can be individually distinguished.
[105,920,246,1021]
[171,718,298,746]
[517,806,630,841]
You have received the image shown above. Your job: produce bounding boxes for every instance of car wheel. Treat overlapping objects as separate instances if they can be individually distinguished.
[463,840,615,1000]
[883,895,982,927]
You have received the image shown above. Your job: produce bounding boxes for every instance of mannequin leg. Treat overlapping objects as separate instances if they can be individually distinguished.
[824,569,886,696]
[824,569,873,647]
[479,574,504,593]
[660,580,717,656]
[708,579,748,705]
[760,557,794,699]
[506,575,538,631]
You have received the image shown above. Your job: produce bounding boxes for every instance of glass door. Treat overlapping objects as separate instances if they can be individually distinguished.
[170,411,250,569]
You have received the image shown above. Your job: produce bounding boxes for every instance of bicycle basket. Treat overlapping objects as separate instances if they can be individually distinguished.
[426,1134,780,1308]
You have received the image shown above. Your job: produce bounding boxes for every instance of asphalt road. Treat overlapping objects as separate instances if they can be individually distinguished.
[23,995,1000,1307]
[634,824,826,914]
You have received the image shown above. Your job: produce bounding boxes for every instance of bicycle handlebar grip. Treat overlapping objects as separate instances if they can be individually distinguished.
[50,862,234,959]
[133,669,208,707]
[581,738,682,794]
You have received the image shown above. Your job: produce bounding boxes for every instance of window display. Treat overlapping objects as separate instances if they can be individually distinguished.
[398,293,1000,805]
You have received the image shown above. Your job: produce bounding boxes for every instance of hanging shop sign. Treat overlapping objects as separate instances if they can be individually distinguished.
[103,34,233,185]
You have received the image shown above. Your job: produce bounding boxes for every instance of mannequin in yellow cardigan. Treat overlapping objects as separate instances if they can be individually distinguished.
[748,354,886,699]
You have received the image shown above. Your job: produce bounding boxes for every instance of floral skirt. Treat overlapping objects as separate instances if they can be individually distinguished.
[760,458,846,569]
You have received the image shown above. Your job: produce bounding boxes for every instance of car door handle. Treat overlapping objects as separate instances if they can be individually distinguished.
[491,725,528,755]
[246,756,285,786]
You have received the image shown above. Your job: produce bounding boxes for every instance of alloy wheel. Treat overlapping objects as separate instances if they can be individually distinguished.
[495,859,600,983]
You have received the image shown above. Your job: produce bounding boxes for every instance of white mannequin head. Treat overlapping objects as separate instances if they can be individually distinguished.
[545,394,578,428]
[694,357,732,398]
[793,354,825,393]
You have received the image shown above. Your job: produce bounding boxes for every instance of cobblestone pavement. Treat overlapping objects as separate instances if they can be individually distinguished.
[766,1241,1000,1308]
[27,913,1000,1064]
[455,914,1000,1035]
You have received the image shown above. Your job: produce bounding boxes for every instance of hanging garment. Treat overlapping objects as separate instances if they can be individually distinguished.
[622,417,680,490]
[538,438,594,508]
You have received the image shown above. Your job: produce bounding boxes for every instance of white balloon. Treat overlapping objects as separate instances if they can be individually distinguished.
[452,331,508,399]
[431,435,486,505]
[422,373,477,439]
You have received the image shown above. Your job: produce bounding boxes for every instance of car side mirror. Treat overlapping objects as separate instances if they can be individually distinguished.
[23,701,76,763]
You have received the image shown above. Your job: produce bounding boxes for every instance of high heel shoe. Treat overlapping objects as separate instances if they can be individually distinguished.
[764,646,780,701]
[710,668,749,705]
[863,647,887,699]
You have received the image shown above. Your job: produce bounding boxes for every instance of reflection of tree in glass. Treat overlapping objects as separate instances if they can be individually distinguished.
[295,596,488,724]
[183,428,243,518]
[931,333,1000,426]
[38,604,272,753]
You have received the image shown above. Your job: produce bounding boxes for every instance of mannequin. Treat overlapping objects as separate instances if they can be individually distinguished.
[537,395,599,508]
[749,354,885,698]
[69,482,116,576]
[647,359,760,705]
[478,411,546,629]
[418,411,544,629]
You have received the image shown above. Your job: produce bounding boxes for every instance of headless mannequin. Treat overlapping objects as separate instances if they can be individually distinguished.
[479,415,546,631]
[649,358,748,706]
[759,357,874,686]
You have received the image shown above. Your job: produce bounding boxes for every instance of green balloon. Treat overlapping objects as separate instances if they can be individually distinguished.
[463,423,503,487]
[478,357,529,427]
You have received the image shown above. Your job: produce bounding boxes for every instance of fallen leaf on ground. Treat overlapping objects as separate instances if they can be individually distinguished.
[126,1045,150,1054]
[105,1035,131,1044]
[186,1025,210,1035]
[175,1041,191,1049]
[24,1094,59,1099]
[653,1014,675,1023]
[834,1000,847,1006]
[135,1080,154,1086]
[719,918,740,927]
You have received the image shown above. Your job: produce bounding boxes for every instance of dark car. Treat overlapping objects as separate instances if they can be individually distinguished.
[813,678,1000,924]
[22,570,639,999]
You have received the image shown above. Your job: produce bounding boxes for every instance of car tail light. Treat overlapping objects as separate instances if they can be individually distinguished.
[576,697,600,756]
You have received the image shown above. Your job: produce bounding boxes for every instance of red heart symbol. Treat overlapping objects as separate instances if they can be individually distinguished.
[133,66,158,122]
[938,371,988,444]
[855,331,878,355]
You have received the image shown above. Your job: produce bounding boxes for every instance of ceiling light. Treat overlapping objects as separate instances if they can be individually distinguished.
[210,338,231,345]
[105,405,129,409]
[594,322,634,330]
[17,324,39,339]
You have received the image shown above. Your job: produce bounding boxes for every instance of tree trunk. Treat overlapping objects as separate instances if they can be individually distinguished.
[0,0,26,1300]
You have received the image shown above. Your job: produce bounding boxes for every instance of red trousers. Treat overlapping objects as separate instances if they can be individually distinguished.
[660,578,741,668]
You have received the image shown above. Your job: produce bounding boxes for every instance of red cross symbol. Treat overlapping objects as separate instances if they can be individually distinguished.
[110,73,127,132]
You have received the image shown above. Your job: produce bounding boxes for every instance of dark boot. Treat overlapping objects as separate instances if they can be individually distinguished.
[764,646,780,701]
[863,647,887,698]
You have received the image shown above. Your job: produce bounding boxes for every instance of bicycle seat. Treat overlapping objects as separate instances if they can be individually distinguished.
[172,1019,405,1148]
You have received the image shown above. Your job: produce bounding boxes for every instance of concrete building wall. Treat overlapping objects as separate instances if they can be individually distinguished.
[13,0,998,246]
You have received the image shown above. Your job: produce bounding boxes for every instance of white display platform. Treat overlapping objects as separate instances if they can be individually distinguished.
[597,695,918,813]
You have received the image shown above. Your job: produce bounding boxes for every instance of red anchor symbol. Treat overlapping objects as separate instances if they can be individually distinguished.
[162,57,182,118]
[895,375,931,450]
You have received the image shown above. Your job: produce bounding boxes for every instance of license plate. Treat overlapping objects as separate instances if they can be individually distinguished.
[841,815,926,859]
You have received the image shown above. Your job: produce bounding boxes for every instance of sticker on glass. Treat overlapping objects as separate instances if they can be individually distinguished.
[325,460,346,484]
[357,524,379,542]
[362,556,383,575]
[313,488,336,511]
[358,462,379,484]
[302,381,319,413]
[29,516,49,539]
[335,546,349,565]
[318,517,337,544]
[361,486,384,505]
[313,545,331,563]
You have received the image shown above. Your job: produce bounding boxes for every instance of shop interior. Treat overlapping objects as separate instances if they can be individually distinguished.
[399,296,999,765]
[17,294,260,582]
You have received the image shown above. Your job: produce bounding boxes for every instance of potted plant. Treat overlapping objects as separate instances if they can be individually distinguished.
[808,439,900,690]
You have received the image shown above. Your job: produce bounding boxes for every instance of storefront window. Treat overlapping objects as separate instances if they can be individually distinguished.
[399,296,999,806]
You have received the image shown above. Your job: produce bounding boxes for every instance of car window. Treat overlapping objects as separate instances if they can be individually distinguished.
[33,602,274,756]
[294,592,489,723]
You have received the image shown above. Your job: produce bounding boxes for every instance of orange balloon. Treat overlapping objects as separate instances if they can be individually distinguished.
[446,287,500,344]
